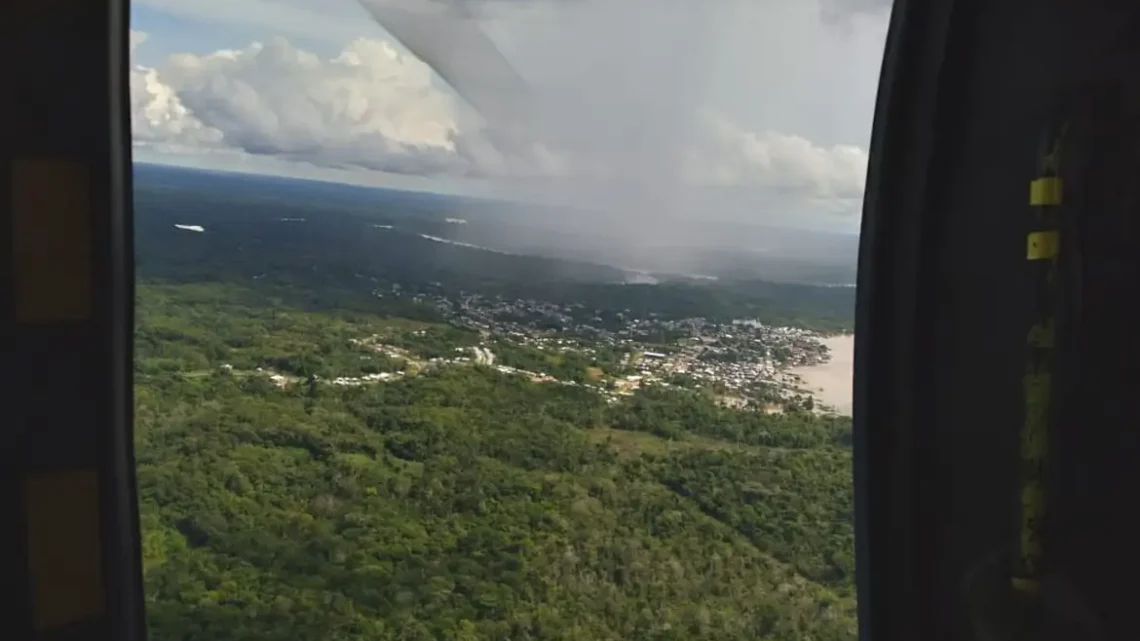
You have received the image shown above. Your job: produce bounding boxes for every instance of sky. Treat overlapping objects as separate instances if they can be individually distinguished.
[130,0,892,234]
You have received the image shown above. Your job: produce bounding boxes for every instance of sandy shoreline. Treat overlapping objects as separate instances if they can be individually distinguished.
[789,334,854,416]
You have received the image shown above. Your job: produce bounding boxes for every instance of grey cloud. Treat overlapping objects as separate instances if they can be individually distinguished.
[130,6,879,226]
[439,0,892,25]
[819,0,893,24]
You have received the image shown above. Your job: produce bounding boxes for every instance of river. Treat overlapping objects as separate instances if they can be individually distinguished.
[789,334,854,416]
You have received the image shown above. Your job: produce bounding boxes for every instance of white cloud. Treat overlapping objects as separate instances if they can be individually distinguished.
[131,31,226,152]
[686,112,868,200]
[165,37,467,175]
[130,30,150,53]
[129,28,868,208]
[130,29,561,176]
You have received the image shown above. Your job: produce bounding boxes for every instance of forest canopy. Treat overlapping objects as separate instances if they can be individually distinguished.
[136,281,856,641]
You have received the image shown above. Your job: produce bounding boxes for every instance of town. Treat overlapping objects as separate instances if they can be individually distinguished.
[252,284,845,413]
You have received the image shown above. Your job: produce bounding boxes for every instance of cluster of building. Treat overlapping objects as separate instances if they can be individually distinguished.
[432,291,830,405]
[245,286,837,409]
[381,286,827,360]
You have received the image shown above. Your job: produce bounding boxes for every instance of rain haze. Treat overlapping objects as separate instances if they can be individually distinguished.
[131,0,890,280]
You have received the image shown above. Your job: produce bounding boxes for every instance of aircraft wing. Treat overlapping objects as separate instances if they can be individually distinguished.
[358,0,535,134]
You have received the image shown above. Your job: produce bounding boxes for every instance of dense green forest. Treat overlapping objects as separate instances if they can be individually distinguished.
[133,169,857,639]
[135,281,856,641]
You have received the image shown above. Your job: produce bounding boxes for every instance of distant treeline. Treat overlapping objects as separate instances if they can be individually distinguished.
[134,179,854,332]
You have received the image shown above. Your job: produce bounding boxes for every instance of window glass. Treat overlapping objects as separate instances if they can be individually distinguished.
[130,1,889,639]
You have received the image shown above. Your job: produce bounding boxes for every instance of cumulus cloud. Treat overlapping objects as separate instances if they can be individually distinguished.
[129,29,867,206]
[130,29,564,177]
[130,31,225,152]
[167,37,469,175]
[686,112,868,200]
